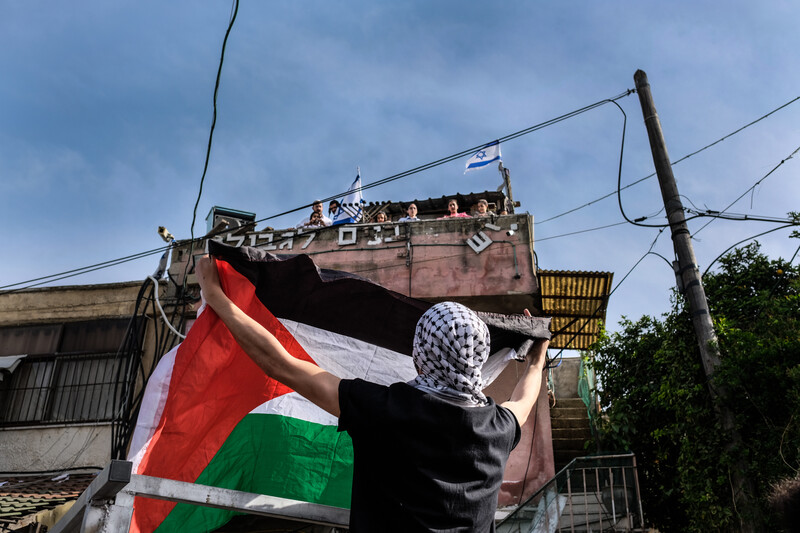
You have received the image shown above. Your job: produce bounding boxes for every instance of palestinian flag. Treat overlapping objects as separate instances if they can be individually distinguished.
[127,242,549,532]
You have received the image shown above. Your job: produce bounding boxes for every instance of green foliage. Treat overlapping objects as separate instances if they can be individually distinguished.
[591,242,800,532]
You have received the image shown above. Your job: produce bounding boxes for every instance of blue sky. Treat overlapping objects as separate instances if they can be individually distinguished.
[2,1,798,335]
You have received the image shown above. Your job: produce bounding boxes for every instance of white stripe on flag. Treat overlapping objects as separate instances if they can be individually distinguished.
[279,318,416,384]
[465,142,501,173]
[128,344,179,470]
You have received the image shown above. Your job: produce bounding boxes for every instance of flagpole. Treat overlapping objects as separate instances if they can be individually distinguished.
[498,162,515,214]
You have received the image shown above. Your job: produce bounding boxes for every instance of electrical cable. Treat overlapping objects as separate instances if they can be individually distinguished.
[535,221,628,242]
[182,0,240,302]
[692,144,800,237]
[686,211,799,225]
[537,95,800,226]
[0,246,169,293]
[147,276,186,339]
[702,224,797,277]
[549,228,667,357]
[751,240,800,320]
[250,90,635,225]
[2,90,634,292]
[188,0,239,244]
[5,92,798,293]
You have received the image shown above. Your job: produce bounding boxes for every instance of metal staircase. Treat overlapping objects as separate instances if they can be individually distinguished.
[496,453,645,533]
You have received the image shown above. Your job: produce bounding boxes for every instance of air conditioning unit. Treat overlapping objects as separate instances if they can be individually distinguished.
[206,206,256,234]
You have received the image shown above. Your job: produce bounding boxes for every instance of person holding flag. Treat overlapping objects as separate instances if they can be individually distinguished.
[194,253,549,532]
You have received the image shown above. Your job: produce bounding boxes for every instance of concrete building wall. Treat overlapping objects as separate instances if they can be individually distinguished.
[552,357,582,398]
[0,282,144,325]
[0,281,162,472]
[0,425,111,471]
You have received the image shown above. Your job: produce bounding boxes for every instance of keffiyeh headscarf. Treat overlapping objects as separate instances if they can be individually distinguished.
[409,302,490,406]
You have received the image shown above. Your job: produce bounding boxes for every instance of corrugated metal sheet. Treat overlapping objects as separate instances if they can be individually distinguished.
[537,270,614,351]
[0,472,96,532]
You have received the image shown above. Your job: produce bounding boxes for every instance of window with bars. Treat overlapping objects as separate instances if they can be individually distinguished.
[0,319,133,426]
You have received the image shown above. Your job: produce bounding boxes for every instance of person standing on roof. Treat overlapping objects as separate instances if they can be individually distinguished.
[474,199,495,217]
[328,199,341,220]
[439,199,470,219]
[195,255,548,533]
[296,200,332,228]
[398,203,420,222]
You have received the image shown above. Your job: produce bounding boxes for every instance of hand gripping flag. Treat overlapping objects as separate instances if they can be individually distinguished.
[331,171,365,225]
[128,241,550,532]
[465,141,502,173]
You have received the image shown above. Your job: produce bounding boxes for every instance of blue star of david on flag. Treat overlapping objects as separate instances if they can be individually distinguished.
[464,141,501,173]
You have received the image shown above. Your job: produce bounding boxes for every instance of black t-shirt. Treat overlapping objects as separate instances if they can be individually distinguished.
[338,379,521,532]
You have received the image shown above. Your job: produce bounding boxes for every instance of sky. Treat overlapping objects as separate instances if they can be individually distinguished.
[2,1,798,337]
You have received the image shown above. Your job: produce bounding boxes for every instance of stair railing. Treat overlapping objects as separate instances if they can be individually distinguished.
[496,453,645,533]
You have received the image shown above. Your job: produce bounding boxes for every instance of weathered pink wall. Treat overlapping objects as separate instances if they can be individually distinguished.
[485,360,555,508]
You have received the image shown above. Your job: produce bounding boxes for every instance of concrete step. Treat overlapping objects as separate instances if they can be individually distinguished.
[551,427,592,440]
[550,416,590,429]
[551,408,587,421]
[549,396,595,473]
[551,397,587,409]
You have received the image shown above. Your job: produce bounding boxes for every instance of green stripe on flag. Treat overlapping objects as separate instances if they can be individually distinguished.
[156,413,353,532]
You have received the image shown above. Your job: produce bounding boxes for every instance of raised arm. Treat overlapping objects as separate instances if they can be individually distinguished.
[195,255,341,417]
[501,315,549,427]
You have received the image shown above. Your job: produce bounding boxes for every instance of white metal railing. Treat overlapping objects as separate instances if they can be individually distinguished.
[496,453,645,533]
[49,460,349,533]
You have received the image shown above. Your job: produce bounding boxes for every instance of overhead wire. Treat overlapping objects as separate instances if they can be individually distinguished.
[0,246,169,293]
[702,224,798,277]
[536,95,800,226]
[183,0,240,293]
[687,211,799,225]
[188,0,239,244]
[549,228,668,357]
[692,143,800,236]
[250,90,635,225]
[5,94,797,292]
[535,221,628,242]
[2,90,634,292]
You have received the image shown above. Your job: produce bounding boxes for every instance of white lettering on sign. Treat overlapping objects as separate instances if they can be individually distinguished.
[367,225,383,246]
[225,232,245,248]
[467,231,492,254]
[249,232,274,249]
[301,232,316,249]
[254,233,277,251]
[278,232,294,250]
[338,227,358,246]
[384,226,401,243]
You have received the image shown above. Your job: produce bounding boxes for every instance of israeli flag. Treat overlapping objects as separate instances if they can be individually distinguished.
[332,171,366,225]
[464,141,502,173]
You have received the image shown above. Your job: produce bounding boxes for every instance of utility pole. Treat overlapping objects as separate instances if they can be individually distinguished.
[633,69,760,530]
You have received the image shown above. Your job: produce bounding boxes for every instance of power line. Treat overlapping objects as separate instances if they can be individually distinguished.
[692,143,800,236]
[252,90,635,224]
[536,95,800,226]
[687,211,799,225]
[0,246,169,293]
[535,221,628,242]
[7,94,796,292]
[182,0,240,294]
[189,0,239,244]
[702,224,798,277]
[550,228,668,356]
[2,90,635,291]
